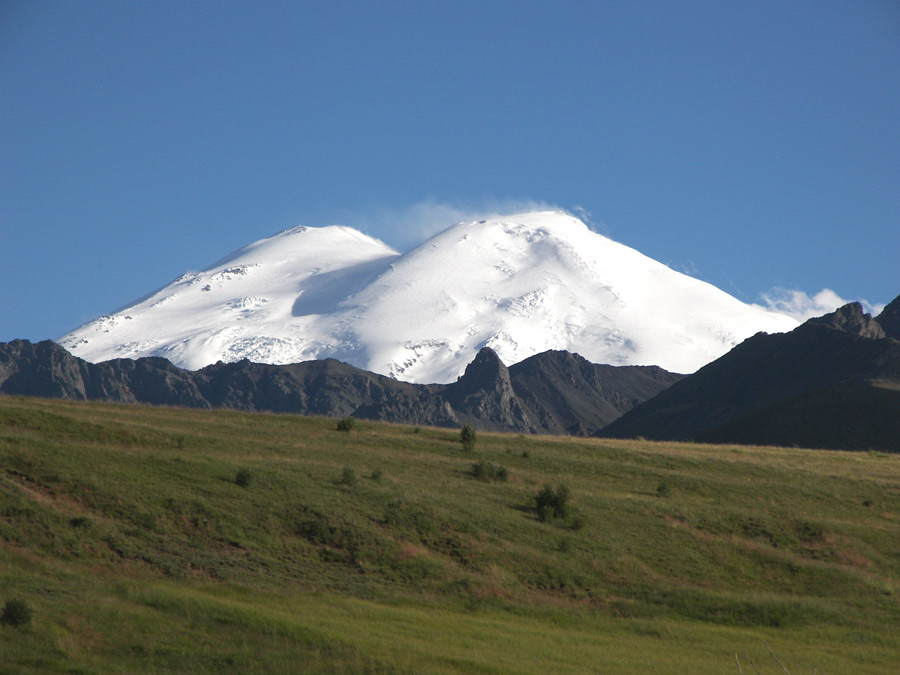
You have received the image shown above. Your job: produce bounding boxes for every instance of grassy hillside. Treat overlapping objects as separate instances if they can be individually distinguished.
[1,396,899,673]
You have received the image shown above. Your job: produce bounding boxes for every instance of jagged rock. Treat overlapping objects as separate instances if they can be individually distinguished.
[443,348,535,431]
[0,339,681,436]
[876,295,900,341]
[807,302,885,338]
[0,339,93,399]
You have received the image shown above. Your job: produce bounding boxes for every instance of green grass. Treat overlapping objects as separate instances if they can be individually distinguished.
[1,395,899,672]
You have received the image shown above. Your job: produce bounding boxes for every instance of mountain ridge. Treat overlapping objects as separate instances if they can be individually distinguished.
[58,211,798,382]
[0,339,682,436]
[600,296,900,451]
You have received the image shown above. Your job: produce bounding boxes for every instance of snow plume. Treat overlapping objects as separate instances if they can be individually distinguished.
[338,198,560,250]
[758,288,886,322]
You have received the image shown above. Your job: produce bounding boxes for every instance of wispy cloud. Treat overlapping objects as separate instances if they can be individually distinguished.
[757,287,886,322]
[333,198,561,251]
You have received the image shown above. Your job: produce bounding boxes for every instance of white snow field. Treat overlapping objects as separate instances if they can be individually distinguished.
[58,211,799,383]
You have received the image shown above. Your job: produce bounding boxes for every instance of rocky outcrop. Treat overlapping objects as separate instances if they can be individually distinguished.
[0,340,681,436]
[807,301,885,338]
[875,295,900,341]
[443,348,536,431]
[600,295,900,452]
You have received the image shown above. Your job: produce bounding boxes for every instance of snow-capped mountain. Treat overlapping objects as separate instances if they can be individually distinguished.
[58,211,799,383]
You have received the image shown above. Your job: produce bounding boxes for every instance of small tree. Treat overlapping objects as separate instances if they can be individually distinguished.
[336,416,357,432]
[459,423,477,451]
[535,484,571,521]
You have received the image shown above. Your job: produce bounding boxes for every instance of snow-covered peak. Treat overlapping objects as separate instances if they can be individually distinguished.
[205,223,398,271]
[343,211,797,381]
[58,210,799,382]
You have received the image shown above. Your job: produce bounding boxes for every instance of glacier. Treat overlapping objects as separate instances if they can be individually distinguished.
[58,210,799,383]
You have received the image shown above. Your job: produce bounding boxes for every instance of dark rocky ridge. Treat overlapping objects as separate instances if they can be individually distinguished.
[600,296,900,452]
[874,294,900,341]
[0,340,682,436]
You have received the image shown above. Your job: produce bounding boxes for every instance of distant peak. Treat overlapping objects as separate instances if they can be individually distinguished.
[464,347,506,376]
[472,345,504,365]
[807,301,885,339]
[451,347,511,395]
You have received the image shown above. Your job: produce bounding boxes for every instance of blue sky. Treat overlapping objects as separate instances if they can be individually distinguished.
[2,0,898,342]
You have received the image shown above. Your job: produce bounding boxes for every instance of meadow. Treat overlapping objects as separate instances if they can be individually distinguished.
[1,395,898,673]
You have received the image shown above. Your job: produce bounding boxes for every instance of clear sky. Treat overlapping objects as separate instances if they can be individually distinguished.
[2,0,898,342]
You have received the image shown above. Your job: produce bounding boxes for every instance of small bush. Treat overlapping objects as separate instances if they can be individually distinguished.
[336,416,357,432]
[1,599,32,628]
[470,459,508,482]
[339,466,357,487]
[370,467,384,482]
[69,515,92,529]
[656,481,671,497]
[299,512,336,545]
[535,484,571,521]
[234,469,253,488]
[459,423,477,451]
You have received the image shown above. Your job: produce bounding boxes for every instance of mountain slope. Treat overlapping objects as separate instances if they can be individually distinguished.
[600,297,900,451]
[60,225,402,371]
[4,396,900,672]
[0,340,681,435]
[508,350,681,435]
[58,211,797,383]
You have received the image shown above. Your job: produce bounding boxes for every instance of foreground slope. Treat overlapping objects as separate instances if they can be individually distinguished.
[602,295,900,451]
[0,339,682,434]
[2,397,899,672]
[58,211,797,382]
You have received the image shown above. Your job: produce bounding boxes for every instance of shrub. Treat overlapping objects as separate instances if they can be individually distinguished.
[336,416,357,432]
[299,513,335,545]
[470,459,508,482]
[370,467,384,482]
[470,459,489,481]
[459,423,477,451]
[535,484,571,521]
[656,481,671,497]
[1,599,32,628]
[69,515,92,529]
[339,466,357,487]
[234,469,253,488]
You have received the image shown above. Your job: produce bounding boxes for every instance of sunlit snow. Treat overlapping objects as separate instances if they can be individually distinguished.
[58,211,799,383]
